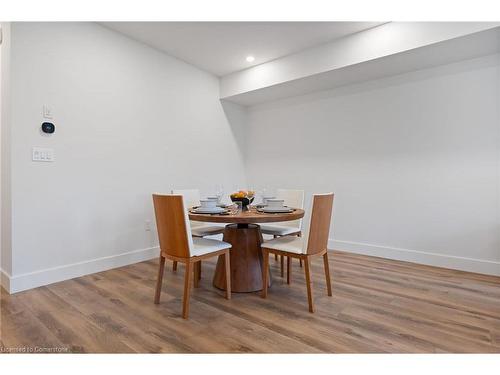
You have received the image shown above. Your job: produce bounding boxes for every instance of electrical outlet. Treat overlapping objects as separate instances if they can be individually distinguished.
[145,220,151,231]
[32,147,55,162]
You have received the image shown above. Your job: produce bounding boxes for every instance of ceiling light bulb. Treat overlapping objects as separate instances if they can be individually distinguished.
[246,55,255,62]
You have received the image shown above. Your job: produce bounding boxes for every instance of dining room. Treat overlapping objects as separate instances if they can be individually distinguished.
[1,6,500,366]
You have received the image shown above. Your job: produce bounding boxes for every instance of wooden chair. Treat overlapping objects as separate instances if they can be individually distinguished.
[261,193,334,313]
[152,194,231,319]
[260,189,305,276]
[171,189,225,273]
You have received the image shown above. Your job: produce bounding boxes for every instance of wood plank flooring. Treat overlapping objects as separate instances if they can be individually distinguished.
[1,251,499,353]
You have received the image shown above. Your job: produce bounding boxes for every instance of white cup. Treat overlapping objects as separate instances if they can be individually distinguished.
[262,196,276,205]
[200,199,217,209]
[266,198,284,208]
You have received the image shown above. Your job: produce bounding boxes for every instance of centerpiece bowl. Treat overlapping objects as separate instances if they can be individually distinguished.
[230,190,255,211]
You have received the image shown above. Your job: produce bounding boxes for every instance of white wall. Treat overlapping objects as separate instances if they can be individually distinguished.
[6,22,246,292]
[245,53,500,275]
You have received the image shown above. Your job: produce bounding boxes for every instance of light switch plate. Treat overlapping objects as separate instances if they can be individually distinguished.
[42,105,53,119]
[32,147,55,162]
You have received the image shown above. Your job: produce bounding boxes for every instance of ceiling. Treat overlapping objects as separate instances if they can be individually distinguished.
[101,22,384,76]
[222,28,500,106]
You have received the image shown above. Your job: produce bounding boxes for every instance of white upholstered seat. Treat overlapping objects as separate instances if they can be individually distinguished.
[260,189,304,237]
[191,225,226,237]
[262,236,304,254]
[261,189,305,275]
[191,237,231,257]
[172,189,225,237]
[259,225,300,237]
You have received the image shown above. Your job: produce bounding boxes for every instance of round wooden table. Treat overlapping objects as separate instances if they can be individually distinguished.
[189,207,305,292]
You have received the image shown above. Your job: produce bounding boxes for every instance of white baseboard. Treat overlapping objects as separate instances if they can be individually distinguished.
[330,239,500,276]
[5,246,159,294]
[5,240,499,294]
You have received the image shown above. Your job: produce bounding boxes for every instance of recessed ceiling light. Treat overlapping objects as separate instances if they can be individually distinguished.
[246,55,255,63]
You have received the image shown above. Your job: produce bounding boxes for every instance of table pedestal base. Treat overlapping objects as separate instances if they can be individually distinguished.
[213,224,271,293]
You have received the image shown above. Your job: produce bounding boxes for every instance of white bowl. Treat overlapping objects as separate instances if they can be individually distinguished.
[266,198,285,208]
[200,199,217,208]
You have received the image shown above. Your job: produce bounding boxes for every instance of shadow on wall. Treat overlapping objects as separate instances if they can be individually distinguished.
[221,99,247,165]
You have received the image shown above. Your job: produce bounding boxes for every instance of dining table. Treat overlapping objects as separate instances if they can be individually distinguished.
[189,206,305,292]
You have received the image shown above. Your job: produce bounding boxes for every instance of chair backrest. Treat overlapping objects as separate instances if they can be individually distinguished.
[171,189,201,209]
[152,194,194,258]
[302,193,334,255]
[276,189,305,229]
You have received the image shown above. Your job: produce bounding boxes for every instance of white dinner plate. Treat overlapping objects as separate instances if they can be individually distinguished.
[192,207,226,214]
[259,207,294,213]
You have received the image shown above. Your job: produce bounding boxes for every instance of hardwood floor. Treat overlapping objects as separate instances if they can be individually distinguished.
[1,251,500,353]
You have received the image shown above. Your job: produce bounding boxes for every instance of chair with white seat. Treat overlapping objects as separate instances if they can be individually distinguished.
[261,193,334,313]
[171,189,225,273]
[152,194,231,319]
[260,189,305,276]
[172,189,225,237]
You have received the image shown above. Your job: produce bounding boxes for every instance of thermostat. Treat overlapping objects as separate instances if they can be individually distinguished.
[41,122,55,134]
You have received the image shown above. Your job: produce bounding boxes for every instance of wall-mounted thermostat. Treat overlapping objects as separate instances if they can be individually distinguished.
[41,122,55,134]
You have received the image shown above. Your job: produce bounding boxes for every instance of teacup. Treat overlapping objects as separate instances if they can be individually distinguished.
[262,196,276,205]
[266,198,285,208]
[206,196,219,203]
[200,199,217,209]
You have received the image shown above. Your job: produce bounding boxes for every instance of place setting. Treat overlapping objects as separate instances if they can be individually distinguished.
[189,196,230,215]
[187,189,302,226]
[256,197,295,213]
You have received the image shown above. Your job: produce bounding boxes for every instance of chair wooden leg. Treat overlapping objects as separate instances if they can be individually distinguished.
[224,251,231,300]
[323,252,332,296]
[193,262,200,288]
[280,255,284,277]
[273,235,278,261]
[198,261,202,280]
[172,261,178,272]
[154,255,166,304]
[298,233,303,267]
[182,261,193,319]
[304,257,314,313]
[273,235,279,262]
[262,250,270,298]
[286,256,292,284]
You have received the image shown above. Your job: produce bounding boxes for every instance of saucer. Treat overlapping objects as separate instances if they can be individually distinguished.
[259,207,294,213]
[193,207,226,214]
